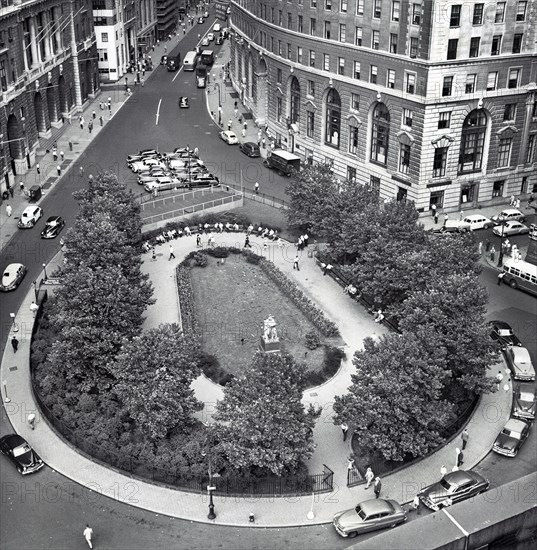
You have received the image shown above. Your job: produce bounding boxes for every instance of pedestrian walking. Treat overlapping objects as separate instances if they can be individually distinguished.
[497,272,505,285]
[495,370,504,390]
[515,198,521,209]
[341,422,349,442]
[11,336,19,353]
[196,234,202,247]
[60,150,64,161]
[8,185,14,198]
[444,213,449,226]
[228,119,232,131]
[30,301,39,317]
[459,210,464,221]
[490,245,496,262]
[254,181,259,194]
[99,115,103,126]
[27,412,36,430]
[152,247,157,261]
[53,149,58,161]
[478,241,483,255]
[510,194,515,206]
[88,120,93,133]
[79,166,85,178]
[244,235,252,248]
[412,495,421,514]
[243,121,248,130]
[431,203,437,218]
[347,455,355,471]
[6,203,12,217]
[168,245,176,260]
[461,428,469,450]
[261,137,266,149]
[36,163,40,175]
[67,113,72,124]
[293,254,300,270]
[19,181,25,194]
[241,128,246,138]
[373,477,382,499]
[141,78,145,87]
[440,464,447,478]
[57,165,61,176]
[456,447,464,467]
[92,110,96,120]
[79,116,84,130]
[364,467,374,489]
[99,102,103,110]
[434,211,439,224]
[83,525,93,549]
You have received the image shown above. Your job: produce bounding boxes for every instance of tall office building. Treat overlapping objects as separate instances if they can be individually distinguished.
[229,0,537,211]
[1,0,98,189]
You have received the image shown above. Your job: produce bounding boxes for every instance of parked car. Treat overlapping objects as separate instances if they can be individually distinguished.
[503,346,536,381]
[492,418,531,457]
[18,206,43,228]
[462,214,494,231]
[491,208,526,224]
[197,16,204,24]
[201,37,210,46]
[207,32,215,41]
[512,383,536,421]
[489,320,522,348]
[213,23,221,33]
[137,170,170,184]
[173,147,200,158]
[0,434,44,475]
[418,470,490,511]
[432,220,471,233]
[160,55,168,65]
[0,263,27,291]
[168,158,205,170]
[215,35,223,45]
[219,130,239,145]
[179,96,189,108]
[172,166,208,179]
[239,142,261,157]
[189,173,220,187]
[492,221,530,237]
[127,150,160,166]
[130,158,166,173]
[40,216,65,239]
[143,176,183,192]
[333,499,407,538]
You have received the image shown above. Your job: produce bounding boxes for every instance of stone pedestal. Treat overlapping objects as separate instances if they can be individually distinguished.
[259,336,280,354]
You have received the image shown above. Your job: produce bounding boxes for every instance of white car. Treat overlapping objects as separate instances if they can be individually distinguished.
[201,37,210,47]
[130,158,166,173]
[213,23,221,33]
[143,176,183,192]
[491,208,526,225]
[462,214,494,231]
[220,130,239,145]
[18,206,43,229]
[1,263,27,291]
[492,221,530,237]
[168,158,205,170]
[207,33,215,42]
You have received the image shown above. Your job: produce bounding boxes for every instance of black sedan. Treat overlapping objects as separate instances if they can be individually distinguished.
[239,142,261,157]
[489,320,522,348]
[179,96,189,108]
[418,470,489,511]
[40,216,65,239]
[492,418,531,457]
[513,383,536,421]
[0,434,44,475]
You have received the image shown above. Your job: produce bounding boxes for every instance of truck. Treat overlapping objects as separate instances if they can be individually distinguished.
[263,150,301,176]
[196,63,207,88]
[200,50,214,66]
[166,53,181,71]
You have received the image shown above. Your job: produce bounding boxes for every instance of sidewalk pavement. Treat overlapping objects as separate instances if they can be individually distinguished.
[1,231,512,527]
[0,8,202,254]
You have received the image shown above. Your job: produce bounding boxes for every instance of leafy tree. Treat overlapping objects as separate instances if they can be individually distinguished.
[110,324,203,441]
[214,351,316,476]
[333,333,455,461]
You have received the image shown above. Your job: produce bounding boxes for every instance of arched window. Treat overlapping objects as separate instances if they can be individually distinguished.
[370,103,390,165]
[325,88,341,148]
[290,77,300,124]
[458,109,487,173]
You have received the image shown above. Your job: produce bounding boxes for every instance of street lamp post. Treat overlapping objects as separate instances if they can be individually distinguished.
[203,422,217,520]
[497,221,507,267]
[42,263,48,280]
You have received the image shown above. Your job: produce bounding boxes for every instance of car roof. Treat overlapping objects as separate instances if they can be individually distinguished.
[444,470,475,485]
[358,499,394,515]
[500,208,522,215]
[504,418,528,431]
[45,216,61,223]
[5,263,24,271]
[491,320,512,329]
[0,433,25,447]
[505,221,524,226]
[464,214,488,220]
[511,347,532,361]
[22,206,39,214]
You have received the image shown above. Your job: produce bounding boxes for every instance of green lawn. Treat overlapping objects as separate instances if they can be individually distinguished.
[190,255,325,377]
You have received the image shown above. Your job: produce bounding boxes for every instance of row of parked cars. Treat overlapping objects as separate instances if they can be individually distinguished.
[434,208,530,235]
[127,148,220,192]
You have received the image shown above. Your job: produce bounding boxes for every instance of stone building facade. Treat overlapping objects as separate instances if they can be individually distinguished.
[229,0,537,212]
[1,0,98,190]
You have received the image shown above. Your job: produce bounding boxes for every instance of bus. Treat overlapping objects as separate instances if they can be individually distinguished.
[200,50,214,66]
[502,258,537,296]
[183,51,198,71]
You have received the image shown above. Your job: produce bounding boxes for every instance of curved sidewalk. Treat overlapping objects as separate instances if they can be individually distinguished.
[0,231,512,527]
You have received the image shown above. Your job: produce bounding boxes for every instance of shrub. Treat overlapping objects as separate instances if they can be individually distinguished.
[305,331,321,350]
[220,373,235,386]
[323,347,345,377]
[206,247,230,258]
[193,252,208,267]
[198,352,222,379]
[242,250,262,264]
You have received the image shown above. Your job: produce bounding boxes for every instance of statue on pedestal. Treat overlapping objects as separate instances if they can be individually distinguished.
[260,315,280,353]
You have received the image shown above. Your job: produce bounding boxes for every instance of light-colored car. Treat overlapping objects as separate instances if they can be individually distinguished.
[172,166,208,179]
[137,170,169,184]
[168,158,205,170]
[492,418,531,457]
[503,347,535,381]
[213,23,221,33]
[201,37,210,47]
[219,130,239,145]
[491,208,526,224]
[462,214,494,231]
[1,263,27,291]
[143,176,183,192]
[207,32,215,41]
[333,499,407,538]
[18,206,43,228]
[130,158,166,173]
[492,221,529,237]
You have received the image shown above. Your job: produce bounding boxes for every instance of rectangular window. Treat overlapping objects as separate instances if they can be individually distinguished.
[309,50,316,67]
[498,139,512,167]
[433,147,448,177]
[392,1,400,21]
[403,108,413,128]
[338,57,345,75]
[278,40,283,56]
[438,111,451,129]
[298,15,303,33]
[491,35,502,55]
[277,97,283,123]
[495,2,505,23]
[374,0,381,18]
[465,74,476,94]
[533,100,537,118]
[324,21,331,39]
[492,180,505,198]
[311,0,317,6]
[399,143,411,174]
[370,175,381,195]
[473,3,484,24]
[340,0,347,12]
[277,68,282,84]
[370,65,378,84]
[450,5,461,27]
[279,10,283,26]
[516,1,527,21]
[101,32,108,42]
[351,93,360,111]
[310,18,316,35]
[355,27,362,46]
[406,72,416,94]
[372,30,380,50]
[503,103,517,121]
[347,166,357,182]
[307,80,315,96]
[307,111,315,138]
[297,47,303,63]
[356,0,364,15]
[508,68,520,89]
[469,37,480,58]
[349,126,359,154]
[325,0,332,9]
[412,3,421,25]
[526,134,536,163]
[410,37,418,58]
[339,23,346,42]
[387,69,396,89]
[447,39,458,60]
[353,60,361,79]
[442,76,453,97]
[323,53,330,71]
[487,72,498,90]
[512,34,522,53]
[287,43,292,60]
[390,33,398,54]
[288,13,292,29]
